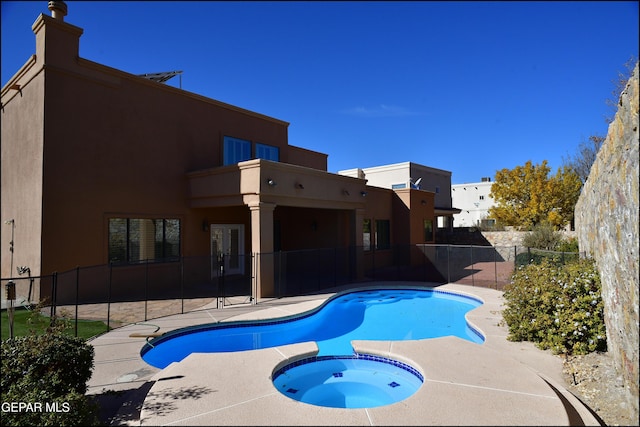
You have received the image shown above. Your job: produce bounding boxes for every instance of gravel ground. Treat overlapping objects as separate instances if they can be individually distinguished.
[562,351,637,426]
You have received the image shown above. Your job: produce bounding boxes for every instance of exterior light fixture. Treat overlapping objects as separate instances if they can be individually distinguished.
[266,178,276,186]
[296,183,304,189]
[360,191,367,197]
[421,200,426,205]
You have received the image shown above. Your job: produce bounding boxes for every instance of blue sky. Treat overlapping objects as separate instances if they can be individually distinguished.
[2,1,638,184]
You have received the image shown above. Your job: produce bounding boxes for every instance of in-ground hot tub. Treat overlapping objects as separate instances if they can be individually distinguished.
[272,354,424,409]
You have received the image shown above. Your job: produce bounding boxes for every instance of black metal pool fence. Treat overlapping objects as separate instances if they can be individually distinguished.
[1,244,582,336]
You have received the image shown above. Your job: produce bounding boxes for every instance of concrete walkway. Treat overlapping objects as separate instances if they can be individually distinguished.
[86,282,602,426]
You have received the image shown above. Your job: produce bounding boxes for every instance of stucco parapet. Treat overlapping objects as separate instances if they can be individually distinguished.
[73,59,290,126]
[32,13,83,37]
[238,159,368,185]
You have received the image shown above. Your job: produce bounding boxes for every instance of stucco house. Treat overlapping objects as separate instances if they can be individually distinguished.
[339,162,461,229]
[1,2,454,304]
[451,178,496,228]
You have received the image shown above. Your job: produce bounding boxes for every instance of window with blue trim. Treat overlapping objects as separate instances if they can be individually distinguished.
[256,143,279,161]
[223,136,251,165]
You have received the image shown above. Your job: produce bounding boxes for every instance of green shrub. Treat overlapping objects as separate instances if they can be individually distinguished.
[1,314,100,426]
[557,236,579,253]
[502,257,606,355]
[522,222,562,250]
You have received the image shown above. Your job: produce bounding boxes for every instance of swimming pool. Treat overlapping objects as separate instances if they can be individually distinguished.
[141,287,484,369]
[141,287,484,409]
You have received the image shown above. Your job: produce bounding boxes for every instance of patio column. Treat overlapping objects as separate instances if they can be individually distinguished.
[249,201,276,300]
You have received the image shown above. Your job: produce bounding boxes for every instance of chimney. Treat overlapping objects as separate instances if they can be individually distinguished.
[33,0,83,69]
[48,1,68,21]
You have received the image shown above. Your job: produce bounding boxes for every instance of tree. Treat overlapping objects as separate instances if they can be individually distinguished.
[489,160,582,229]
[562,135,605,183]
[547,164,583,227]
[563,57,637,183]
[604,55,638,124]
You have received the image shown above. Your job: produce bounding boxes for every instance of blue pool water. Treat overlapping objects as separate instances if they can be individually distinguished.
[272,354,425,408]
[141,288,484,369]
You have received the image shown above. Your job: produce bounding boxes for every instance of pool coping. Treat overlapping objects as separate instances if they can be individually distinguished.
[87,282,602,426]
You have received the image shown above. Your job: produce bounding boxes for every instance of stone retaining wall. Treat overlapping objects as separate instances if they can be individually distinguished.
[575,62,639,420]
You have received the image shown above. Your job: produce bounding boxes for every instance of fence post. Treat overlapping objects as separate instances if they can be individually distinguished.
[219,253,225,307]
[447,245,451,284]
[107,263,112,333]
[50,272,57,326]
[75,266,80,337]
[251,253,257,304]
[144,259,149,321]
[180,256,184,314]
[278,251,282,299]
[494,248,498,290]
[470,245,474,287]
[370,248,374,281]
[333,247,338,287]
[5,280,16,339]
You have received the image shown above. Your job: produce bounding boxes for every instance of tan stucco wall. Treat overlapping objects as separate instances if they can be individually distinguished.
[1,59,45,283]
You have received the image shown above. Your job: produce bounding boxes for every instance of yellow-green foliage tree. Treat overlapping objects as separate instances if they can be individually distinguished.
[489,160,582,229]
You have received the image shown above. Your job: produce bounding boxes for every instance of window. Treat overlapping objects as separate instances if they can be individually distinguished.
[255,143,279,161]
[435,186,440,194]
[479,195,485,200]
[423,219,433,242]
[375,220,390,250]
[109,218,180,264]
[363,219,371,251]
[391,183,406,189]
[223,136,251,165]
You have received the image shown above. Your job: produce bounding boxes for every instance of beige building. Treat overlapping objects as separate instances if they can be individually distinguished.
[339,162,460,229]
[451,178,496,227]
[1,2,453,303]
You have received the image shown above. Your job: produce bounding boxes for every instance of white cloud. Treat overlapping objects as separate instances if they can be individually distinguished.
[341,104,425,117]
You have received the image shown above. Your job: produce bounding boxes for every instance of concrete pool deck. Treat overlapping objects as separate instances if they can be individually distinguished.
[86,282,602,426]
